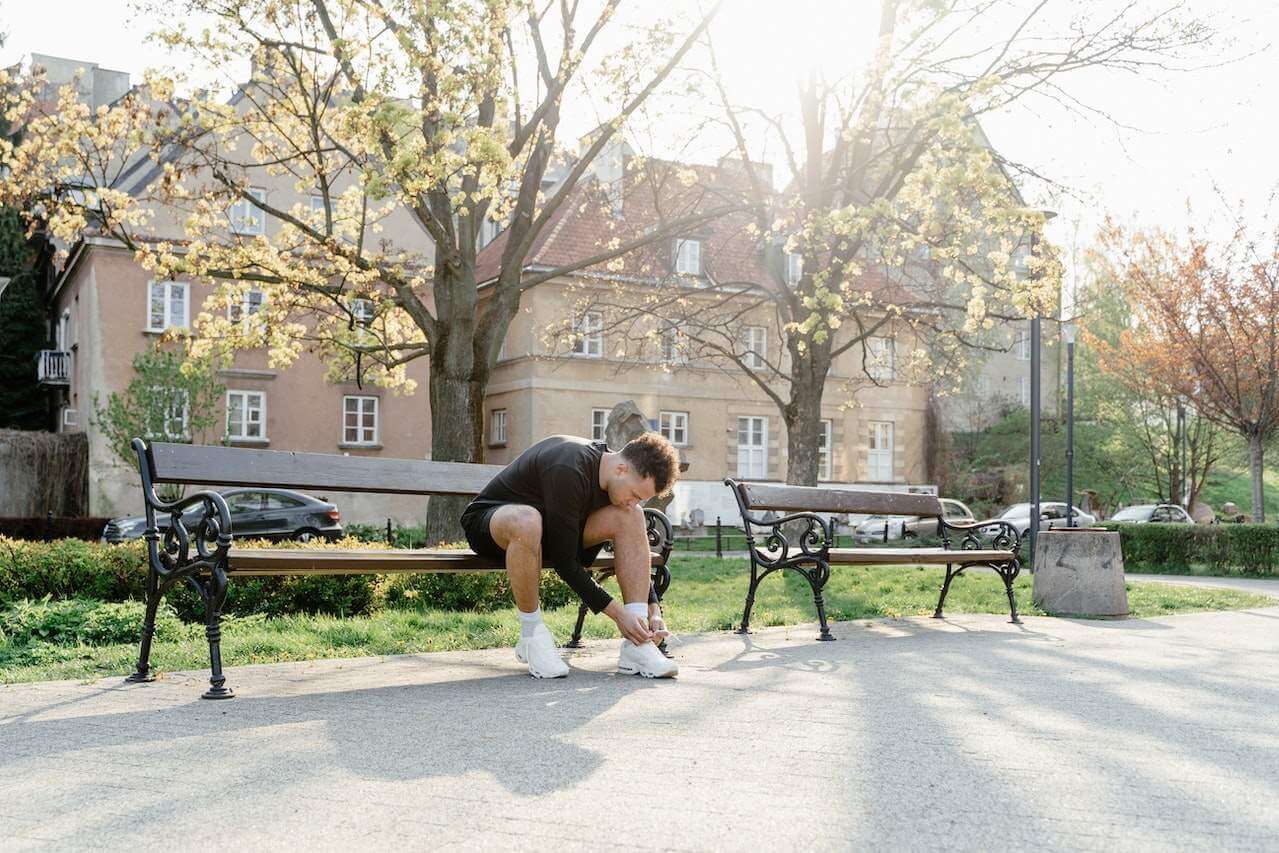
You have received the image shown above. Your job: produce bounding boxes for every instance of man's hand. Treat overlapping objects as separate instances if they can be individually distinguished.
[606,601,654,645]
[648,611,671,645]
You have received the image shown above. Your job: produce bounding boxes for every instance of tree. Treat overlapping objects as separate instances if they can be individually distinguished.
[0,208,46,430]
[92,344,227,470]
[1090,218,1279,521]
[574,0,1210,485]
[0,1,732,539]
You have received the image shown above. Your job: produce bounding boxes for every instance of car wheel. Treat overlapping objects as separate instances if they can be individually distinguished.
[903,530,917,540]
[293,528,321,543]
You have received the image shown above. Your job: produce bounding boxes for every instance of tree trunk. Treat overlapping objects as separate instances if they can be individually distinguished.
[424,340,482,545]
[1249,432,1265,523]
[784,348,831,486]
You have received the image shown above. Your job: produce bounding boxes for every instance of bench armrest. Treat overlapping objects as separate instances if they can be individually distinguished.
[134,438,233,577]
[939,517,1022,554]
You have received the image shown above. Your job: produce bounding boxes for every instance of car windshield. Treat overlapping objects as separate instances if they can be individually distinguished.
[862,515,910,524]
[998,504,1031,518]
[1111,506,1154,522]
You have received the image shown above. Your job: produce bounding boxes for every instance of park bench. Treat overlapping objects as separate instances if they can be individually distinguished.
[125,438,674,699]
[723,478,1023,640]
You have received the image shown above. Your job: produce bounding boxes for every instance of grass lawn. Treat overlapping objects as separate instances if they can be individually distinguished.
[0,556,1272,685]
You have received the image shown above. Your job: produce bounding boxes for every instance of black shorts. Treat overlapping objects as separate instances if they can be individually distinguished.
[459,501,607,568]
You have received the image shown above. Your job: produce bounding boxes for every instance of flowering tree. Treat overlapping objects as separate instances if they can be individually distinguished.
[581,0,1209,485]
[0,0,727,539]
[1090,219,1279,522]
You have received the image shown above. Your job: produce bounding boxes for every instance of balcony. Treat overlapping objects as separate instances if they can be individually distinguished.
[36,350,70,386]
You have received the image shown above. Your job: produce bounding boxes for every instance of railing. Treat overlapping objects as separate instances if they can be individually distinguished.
[36,350,70,385]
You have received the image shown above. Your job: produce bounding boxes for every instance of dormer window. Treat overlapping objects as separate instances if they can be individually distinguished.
[674,238,702,276]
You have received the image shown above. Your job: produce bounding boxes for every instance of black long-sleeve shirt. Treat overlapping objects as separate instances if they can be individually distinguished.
[466,435,619,613]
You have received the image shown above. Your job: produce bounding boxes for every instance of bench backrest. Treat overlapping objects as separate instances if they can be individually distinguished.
[144,441,503,496]
[729,480,943,518]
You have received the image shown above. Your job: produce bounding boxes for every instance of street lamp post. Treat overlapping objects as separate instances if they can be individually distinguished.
[1063,320,1077,527]
[1027,209,1057,559]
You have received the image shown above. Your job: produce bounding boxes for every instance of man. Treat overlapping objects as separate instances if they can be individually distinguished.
[460,432,680,679]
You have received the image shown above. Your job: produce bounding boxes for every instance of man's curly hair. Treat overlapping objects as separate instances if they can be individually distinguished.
[620,432,681,496]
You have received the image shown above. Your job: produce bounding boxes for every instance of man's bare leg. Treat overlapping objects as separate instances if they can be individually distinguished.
[488,504,569,678]
[488,504,542,612]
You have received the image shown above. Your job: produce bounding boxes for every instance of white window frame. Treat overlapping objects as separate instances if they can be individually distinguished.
[659,411,689,447]
[490,408,507,445]
[674,238,702,276]
[785,251,803,286]
[146,280,189,333]
[866,336,896,382]
[571,312,603,358]
[591,408,609,442]
[741,325,767,370]
[150,386,190,440]
[226,390,267,441]
[736,415,767,479]
[1014,331,1032,361]
[867,420,894,482]
[818,419,833,481]
[56,309,71,350]
[229,187,267,236]
[342,395,379,446]
[660,324,687,363]
[227,288,265,325]
[310,193,327,216]
[479,217,501,248]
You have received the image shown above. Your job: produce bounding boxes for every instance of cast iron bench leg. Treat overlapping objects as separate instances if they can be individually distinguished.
[736,565,761,635]
[933,564,958,619]
[126,566,162,683]
[1001,561,1022,624]
[201,569,234,699]
[808,563,835,641]
[566,602,590,648]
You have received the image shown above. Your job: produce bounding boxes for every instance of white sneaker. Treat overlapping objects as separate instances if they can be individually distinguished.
[515,623,569,679]
[618,640,679,678]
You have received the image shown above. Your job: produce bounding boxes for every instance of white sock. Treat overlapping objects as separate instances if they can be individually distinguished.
[623,602,649,643]
[518,607,543,639]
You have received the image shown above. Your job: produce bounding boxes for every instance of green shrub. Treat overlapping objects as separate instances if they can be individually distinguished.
[381,570,574,612]
[0,597,185,645]
[1101,522,1279,575]
[0,536,149,602]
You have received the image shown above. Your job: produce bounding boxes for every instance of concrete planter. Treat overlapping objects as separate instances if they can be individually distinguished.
[1032,528,1129,617]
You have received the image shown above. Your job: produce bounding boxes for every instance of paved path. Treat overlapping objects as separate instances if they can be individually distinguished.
[1126,573,1279,597]
[3,606,1278,851]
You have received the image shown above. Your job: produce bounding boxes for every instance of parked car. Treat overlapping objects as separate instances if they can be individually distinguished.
[102,488,343,543]
[981,501,1096,537]
[853,499,977,543]
[1108,504,1194,524]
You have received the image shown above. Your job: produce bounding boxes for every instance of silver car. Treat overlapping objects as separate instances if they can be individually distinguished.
[854,499,977,543]
[1109,504,1194,524]
[982,501,1096,537]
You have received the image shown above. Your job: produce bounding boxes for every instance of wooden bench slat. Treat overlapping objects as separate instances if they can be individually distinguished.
[225,547,660,575]
[148,442,504,495]
[827,547,1014,565]
[736,481,943,517]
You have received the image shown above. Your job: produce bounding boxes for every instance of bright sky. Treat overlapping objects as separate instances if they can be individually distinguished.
[3,0,1275,266]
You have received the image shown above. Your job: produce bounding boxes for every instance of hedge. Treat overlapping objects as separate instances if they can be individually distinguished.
[0,535,573,619]
[1101,522,1279,575]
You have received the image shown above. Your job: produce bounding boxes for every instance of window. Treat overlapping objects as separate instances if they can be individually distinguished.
[57,309,72,350]
[479,217,501,248]
[866,337,896,382]
[943,501,969,520]
[741,325,767,369]
[660,325,686,363]
[342,395,378,445]
[571,312,603,358]
[1019,376,1031,408]
[736,416,767,479]
[490,408,507,445]
[674,238,702,276]
[660,411,688,446]
[310,193,327,216]
[818,419,832,481]
[1014,331,1032,360]
[156,388,189,439]
[591,408,609,442]
[147,280,188,332]
[228,288,264,324]
[867,421,893,481]
[226,492,264,514]
[229,187,267,235]
[227,390,266,441]
[264,493,304,510]
[350,297,376,325]
[785,251,803,286]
